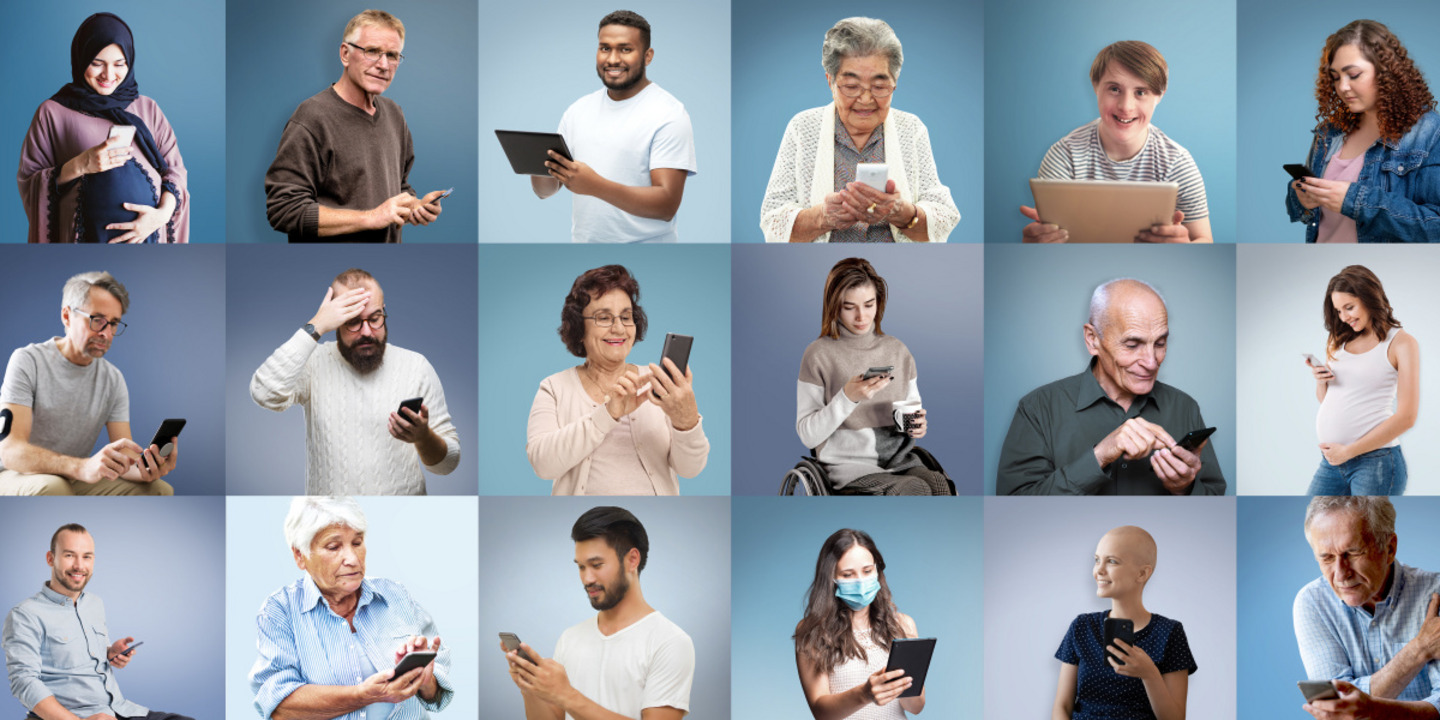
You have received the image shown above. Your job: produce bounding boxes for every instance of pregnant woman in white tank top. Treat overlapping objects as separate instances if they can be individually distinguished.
[1304,265,1419,495]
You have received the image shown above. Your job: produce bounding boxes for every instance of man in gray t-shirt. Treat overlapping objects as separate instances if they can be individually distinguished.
[0,272,177,496]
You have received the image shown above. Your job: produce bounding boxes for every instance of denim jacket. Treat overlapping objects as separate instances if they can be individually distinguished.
[1286,109,1440,242]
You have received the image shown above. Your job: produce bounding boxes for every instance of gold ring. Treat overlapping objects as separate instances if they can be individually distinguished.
[866,203,877,215]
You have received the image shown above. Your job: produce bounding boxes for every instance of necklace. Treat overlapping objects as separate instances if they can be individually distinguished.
[580,363,628,400]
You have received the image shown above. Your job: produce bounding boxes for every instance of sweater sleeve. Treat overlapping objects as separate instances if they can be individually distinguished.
[264,117,323,237]
[760,112,808,243]
[250,330,317,411]
[418,357,460,475]
[901,115,959,243]
[525,374,618,482]
[666,415,709,479]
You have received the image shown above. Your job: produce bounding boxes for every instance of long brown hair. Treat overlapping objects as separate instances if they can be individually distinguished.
[794,529,906,676]
[1314,20,1435,141]
[819,258,888,340]
[1324,264,1402,360]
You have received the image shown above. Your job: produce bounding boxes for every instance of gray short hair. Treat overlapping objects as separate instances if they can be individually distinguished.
[1305,496,1397,549]
[285,497,368,558]
[62,271,129,315]
[822,17,903,81]
[1088,278,1165,339]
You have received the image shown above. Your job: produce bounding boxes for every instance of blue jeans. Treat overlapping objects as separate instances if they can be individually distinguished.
[1308,446,1408,496]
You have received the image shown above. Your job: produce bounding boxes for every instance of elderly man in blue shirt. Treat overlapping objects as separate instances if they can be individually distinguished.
[3,523,193,720]
[1295,496,1440,719]
[249,496,453,720]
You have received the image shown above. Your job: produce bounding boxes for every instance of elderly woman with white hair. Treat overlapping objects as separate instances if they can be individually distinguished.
[760,17,960,243]
[250,497,454,720]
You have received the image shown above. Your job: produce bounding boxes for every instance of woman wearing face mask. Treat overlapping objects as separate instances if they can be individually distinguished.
[795,528,925,719]
[1052,526,1195,720]
[1287,20,1439,243]
[18,12,188,243]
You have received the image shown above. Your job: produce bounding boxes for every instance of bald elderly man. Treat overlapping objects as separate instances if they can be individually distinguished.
[997,278,1225,495]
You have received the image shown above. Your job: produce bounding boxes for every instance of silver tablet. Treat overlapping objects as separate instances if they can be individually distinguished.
[1029,178,1179,243]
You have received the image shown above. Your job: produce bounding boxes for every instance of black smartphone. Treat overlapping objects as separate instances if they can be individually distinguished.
[393,650,436,677]
[1103,617,1135,665]
[108,640,143,660]
[1177,426,1217,452]
[1284,163,1316,181]
[883,637,936,698]
[148,419,186,458]
[499,632,537,663]
[862,365,895,380]
[1298,680,1339,702]
[653,333,693,399]
[398,397,423,416]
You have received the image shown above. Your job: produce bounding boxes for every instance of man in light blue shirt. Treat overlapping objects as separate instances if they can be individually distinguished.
[3,523,193,720]
[1294,496,1440,719]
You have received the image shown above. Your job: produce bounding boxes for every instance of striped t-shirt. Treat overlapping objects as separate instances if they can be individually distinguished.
[1038,119,1209,221]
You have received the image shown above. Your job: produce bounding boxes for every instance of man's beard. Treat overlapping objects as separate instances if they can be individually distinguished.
[597,62,646,93]
[338,334,387,374]
[587,572,630,611]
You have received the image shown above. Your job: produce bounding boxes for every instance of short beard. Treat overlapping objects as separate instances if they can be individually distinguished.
[598,63,646,93]
[588,573,630,611]
[338,335,387,375]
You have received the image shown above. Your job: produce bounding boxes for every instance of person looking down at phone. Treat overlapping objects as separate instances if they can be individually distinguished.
[1286,20,1440,243]
[526,265,708,495]
[760,17,959,243]
[504,506,693,720]
[997,278,1225,495]
[250,497,452,720]
[265,10,446,243]
[1304,266,1417,495]
[796,258,946,495]
[0,272,177,496]
[18,12,189,243]
[794,528,926,720]
[1295,496,1440,719]
[250,268,460,494]
[1052,526,1195,720]
[1020,40,1211,243]
[3,523,194,720]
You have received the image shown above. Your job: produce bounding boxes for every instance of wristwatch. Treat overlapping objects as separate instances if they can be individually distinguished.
[304,323,322,342]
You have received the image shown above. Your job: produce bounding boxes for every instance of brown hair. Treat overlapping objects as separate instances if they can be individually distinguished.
[558,265,648,357]
[794,529,906,677]
[1314,20,1435,141]
[1324,265,1402,360]
[50,523,89,555]
[1090,40,1167,95]
[819,258,887,340]
[343,9,405,44]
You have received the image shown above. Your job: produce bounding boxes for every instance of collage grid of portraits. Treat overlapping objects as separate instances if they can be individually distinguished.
[2,0,1440,718]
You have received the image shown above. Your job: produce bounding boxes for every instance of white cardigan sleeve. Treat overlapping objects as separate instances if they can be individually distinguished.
[898,114,959,243]
[760,111,814,243]
[525,373,618,481]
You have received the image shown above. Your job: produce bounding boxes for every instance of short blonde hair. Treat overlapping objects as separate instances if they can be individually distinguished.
[343,10,405,44]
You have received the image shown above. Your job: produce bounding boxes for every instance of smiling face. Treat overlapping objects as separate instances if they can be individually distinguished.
[1329,44,1378,117]
[341,25,402,96]
[46,530,94,599]
[295,523,367,601]
[838,283,878,335]
[574,537,634,611]
[1093,62,1162,156]
[1331,291,1372,336]
[61,287,123,364]
[595,24,652,98]
[581,287,635,366]
[828,54,894,142]
[84,43,128,96]
[1306,509,1396,612]
[1086,284,1168,406]
[1093,527,1154,600]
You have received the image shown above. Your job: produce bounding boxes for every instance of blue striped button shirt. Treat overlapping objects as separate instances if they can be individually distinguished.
[250,576,453,719]
[1293,562,1440,711]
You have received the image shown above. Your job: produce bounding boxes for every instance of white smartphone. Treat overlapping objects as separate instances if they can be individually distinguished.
[856,163,888,191]
[107,125,136,147]
[1302,353,1326,367]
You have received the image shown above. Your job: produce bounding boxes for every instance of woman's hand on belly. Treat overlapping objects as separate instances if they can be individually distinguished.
[106,193,176,244]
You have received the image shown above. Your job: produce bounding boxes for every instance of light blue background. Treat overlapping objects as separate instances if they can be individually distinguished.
[0,246,226,494]
[984,0,1237,242]
[1238,496,1440,718]
[224,496,480,719]
[0,497,225,718]
[225,0,478,243]
[730,244,985,494]
[1237,246,1440,493]
[1238,2,1440,242]
[477,497,730,717]
[731,0,985,243]
[480,2,731,243]
[475,245,731,495]
[223,245,479,495]
[984,497,1237,719]
[982,245,1238,494]
[732,497,982,718]
[1,2,225,243]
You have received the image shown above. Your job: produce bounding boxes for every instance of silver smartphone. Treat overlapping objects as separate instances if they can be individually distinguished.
[1298,680,1339,702]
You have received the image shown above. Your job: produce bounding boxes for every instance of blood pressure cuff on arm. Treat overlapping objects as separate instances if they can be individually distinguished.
[0,408,11,441]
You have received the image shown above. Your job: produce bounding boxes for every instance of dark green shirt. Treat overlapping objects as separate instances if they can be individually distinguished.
[997,362,1226,495]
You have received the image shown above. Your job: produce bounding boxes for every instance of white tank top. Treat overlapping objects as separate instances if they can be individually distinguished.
[827,628,906,719]
[1316,332,1400,447]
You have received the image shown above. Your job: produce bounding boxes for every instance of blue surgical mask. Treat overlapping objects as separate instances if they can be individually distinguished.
[835,575,880,610]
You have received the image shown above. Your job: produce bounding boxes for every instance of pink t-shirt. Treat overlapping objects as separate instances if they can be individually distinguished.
[1316,153,1364,244]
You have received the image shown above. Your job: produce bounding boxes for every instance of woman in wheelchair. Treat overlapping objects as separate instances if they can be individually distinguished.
[795,257,946,495]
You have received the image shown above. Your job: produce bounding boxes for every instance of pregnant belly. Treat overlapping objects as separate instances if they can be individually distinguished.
[78,160,158,243]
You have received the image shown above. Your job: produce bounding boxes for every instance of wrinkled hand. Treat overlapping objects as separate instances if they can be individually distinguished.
[132,440,178,482]
[1152,442,1204,495]
[841,178,900,226]
[1301,177,1351,214]
[861,667,912,706]
[1304,679,1375,720]
[904,408,927,439]
[394,635,441,701]
[1306,357,1335,383]
[368,193,414,229]
[507,642,573,707]
[546,151,605,196]
[78,438,142,484]
[1107,638,1159,680]
[106,636,137,668]
[389,404,432,444]
[603,367,647,421]
[1412,593,1440,662]
[405,190,446,226]
[1293,179,1323,210]
[821,191,864,231]
[647,359,700,431]
[107,202,173,243]
[1020,205,1067,243]
[356,664,427,704]
[1319,442,1354,467]
[1135,210,1190,243]
[1094,417,1176,470]
[843,373,892,403]
[309,286,372,336]
[75,135,131,176]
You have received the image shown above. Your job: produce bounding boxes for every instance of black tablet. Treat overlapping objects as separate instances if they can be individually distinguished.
[495,130,574,176]
[884,637,936,698]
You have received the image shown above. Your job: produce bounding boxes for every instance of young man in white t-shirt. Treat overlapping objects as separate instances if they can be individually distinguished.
[505,506,695,720]
[530,11,698,243]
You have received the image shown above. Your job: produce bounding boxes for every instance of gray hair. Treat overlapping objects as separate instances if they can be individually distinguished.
[822,17,903,81]
[1088,278,1165,339]
[1305,496,1397,549]
[62,271,129,315]
[285,497,368,558]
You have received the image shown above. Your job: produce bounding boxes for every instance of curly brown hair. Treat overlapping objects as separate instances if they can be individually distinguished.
[1314,20,1435,141]
[1323,264,1402,361]
[558,265,647,358]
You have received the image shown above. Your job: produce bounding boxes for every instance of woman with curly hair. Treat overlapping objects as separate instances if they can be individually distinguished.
[1287,20,1440,242]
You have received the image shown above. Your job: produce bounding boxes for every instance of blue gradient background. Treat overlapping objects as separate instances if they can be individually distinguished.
[477,497,731,717]
[732,497,982,718]
[225,0,478,244]
[730,244,985,494]
[224,496,480,719]
[223,245,479,495]
[0,2,225,243]
[475,245,731,495]
[1238,496,1440,717]
[982,245,1237,494]
[0,497,225,718]
[984,496,1237,719]
[480,1,731,243]
[1238,1,1440,242]
[0,246,226,494]
[984,0,1236,242]
[731,0,985,243]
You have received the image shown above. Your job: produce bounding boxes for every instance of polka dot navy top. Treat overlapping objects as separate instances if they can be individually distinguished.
[1055,610,1198,720]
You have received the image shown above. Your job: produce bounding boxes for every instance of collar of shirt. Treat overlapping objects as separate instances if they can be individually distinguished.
[833,109,884,155]
[1074,359,1162,415]
[37,581,82,607]
[299,575,388,618]
[1350,561,1404,621]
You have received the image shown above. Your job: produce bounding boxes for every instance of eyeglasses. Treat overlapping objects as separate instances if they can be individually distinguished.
[70,307,127,336]
[583,312,635,328]
[835,80,895,99]
[342,309,387,332]
[345,42,404,66]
